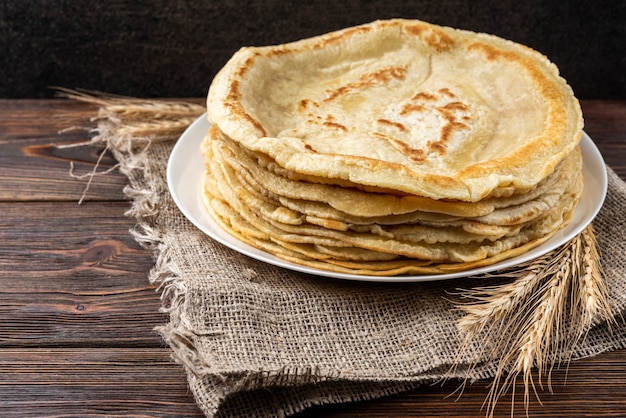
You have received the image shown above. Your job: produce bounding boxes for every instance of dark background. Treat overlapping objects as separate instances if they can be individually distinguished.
[1,0,624,99]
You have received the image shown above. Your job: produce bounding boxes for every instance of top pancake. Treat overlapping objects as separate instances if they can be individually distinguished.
[207,19,583,202]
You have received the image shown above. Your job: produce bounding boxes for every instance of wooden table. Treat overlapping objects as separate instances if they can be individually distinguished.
[1,99,625,417]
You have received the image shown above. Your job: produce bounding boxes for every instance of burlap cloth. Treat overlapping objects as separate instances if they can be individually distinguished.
[94,106,626,418]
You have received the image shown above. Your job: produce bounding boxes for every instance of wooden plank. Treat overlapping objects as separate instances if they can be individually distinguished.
[581,100,626,179]
[0,348,204,417]
[0,99,127,201]
[0,348,624,418]
[0,202,163,347]
[581,100,626,141]
[0,97,205,202]
[297,350,626,417]
[0,288,166,348]
[0,99,98,136]
[0,202,151,279]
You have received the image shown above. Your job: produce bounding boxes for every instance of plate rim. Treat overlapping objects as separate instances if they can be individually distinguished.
[167,114,608,283]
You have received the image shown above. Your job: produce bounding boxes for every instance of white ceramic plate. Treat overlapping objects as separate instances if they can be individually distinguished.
[167,114,608,282]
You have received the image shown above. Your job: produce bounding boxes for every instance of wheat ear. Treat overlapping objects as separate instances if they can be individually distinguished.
[56,90,205,203]
[454,225,613,417]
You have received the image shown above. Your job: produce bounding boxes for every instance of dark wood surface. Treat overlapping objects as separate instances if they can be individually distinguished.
[1,99,625,417]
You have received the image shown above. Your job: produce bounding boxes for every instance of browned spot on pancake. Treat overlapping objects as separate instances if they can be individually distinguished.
[467,42,503,61]
[265,46,296,57]
[399,103,426,115]
[324,66,407,102]
[224,88,267,137]
[427,102,471,154]
[427,140,447,155]
[440,121,469,147]
[443,119,470,137]
[438,88,457,98]
[372,132,426,163]
[299,99,312,111]
[225,55,268,136]
[436,107,455,121]
[404,23,425,37]
[376,118,407,132]
[404,23,454,51]
[224,103,267,136]
[305,113,323,125]
[438,101,470,112]
[424,30,454,51]
[322,114,348,131]
[323,121,348,131]
[312,26,372,49]
[304,144,318,152]
[234,54,259,78]
[225,80,241,102]
[411,92,437,101]
[300,99,320,111]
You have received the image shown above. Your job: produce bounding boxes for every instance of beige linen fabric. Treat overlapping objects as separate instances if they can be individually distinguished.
[100,111,626,418]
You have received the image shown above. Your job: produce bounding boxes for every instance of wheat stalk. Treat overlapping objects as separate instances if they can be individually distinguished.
[108,117,201,142]
[56,88,205,143]
[55,87,205,116]
[576,227,613,328]
[454,225,613,417]
[56,90,205,203]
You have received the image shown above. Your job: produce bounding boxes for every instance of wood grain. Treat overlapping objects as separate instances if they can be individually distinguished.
[0,202,162,348]
[0,99,124,201]
[297,350,626,417]
[1,99,625,418]
[0,348,204,417]
[580,100,626,178]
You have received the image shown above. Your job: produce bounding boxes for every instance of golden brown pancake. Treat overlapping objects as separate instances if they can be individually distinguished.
[207,19,583,202]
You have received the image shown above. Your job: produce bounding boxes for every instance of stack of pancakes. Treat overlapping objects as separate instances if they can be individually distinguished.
[200,19,584,276]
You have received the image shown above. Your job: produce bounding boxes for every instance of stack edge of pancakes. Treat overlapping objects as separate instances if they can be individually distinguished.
[201,19,584,276]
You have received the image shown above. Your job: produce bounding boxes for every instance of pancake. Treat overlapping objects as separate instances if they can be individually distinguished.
[207,19,583,202]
